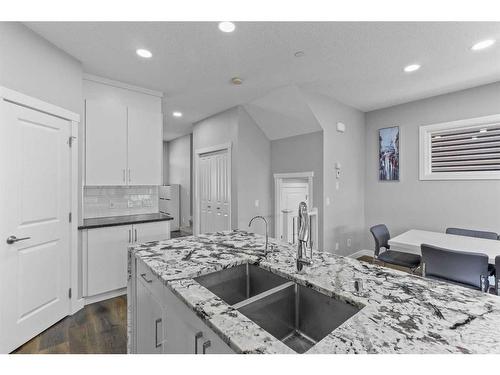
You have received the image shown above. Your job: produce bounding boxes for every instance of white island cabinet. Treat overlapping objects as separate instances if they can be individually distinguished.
[130,258,234,354]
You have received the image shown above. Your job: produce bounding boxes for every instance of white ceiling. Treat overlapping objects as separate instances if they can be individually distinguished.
[25,22,500,140]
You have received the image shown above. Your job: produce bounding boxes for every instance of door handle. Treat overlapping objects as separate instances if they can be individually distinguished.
[128,229,131,243]
[140,273,153,283]
[202,340,211,354]
[6,236,31,245]
[154,318,162,348]
[194,331,203,354]
[135,229,137,242]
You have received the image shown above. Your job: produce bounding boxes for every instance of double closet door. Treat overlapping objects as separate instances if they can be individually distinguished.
[198,150,230,234]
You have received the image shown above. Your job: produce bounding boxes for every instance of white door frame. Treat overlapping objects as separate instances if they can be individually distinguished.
[0,87,82,319]
[193,143,232,236]
[274,171,314,242]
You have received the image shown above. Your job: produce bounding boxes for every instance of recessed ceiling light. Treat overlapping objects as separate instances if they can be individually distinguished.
[294,51,305,58]
[434,135,442,139]
[136,49,152,58]
[471,39,495,51]
[472,136,478,140]
[218,22,235,33]
[479,128,487,133]
[172,111,183,118]
[404,64,421,73]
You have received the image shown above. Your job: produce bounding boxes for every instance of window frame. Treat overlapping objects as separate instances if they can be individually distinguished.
[419,113,500,181]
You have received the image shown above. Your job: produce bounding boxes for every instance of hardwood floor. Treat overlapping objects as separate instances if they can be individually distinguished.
[12,295,127,354]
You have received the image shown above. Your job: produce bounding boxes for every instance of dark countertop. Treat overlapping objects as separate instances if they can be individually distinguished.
[78,213,173,230]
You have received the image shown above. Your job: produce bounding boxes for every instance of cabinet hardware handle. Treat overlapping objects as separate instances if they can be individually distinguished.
[155,318,162,348]
[194,331,203,354]
[6,235,31,245]
[135,229,137,242]
[140,273,153,283]
[128,168,131,183]
[128,230,131,243]
[202,340,211,354]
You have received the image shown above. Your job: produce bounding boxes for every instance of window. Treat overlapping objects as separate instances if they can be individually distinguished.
[419,114,500,180]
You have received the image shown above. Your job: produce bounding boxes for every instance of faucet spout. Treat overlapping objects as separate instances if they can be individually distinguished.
[248,216,268,257]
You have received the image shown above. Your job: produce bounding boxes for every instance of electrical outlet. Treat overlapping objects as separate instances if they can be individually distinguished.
[347,238,352,247]
[254,199,259,207]
[336,181,340,190]
[326,197,331,206]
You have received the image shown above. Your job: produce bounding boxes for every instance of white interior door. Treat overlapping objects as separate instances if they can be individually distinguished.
[127,107,162,185]
[0,101,71,353]
[279,182,309,244]
[199,150,230,234]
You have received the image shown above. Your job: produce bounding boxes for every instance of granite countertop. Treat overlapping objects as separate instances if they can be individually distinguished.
[128,230,500,354]
[79,213,172,230]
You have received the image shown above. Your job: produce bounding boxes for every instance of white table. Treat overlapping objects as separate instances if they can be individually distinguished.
[388,229,500,264]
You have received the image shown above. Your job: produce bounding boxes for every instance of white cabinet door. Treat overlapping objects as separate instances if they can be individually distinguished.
[85,100,128,185]
[86,225,131,296]
[134,221,170,243]
[136,278,165,354]
[164,287,233,354]
[127,107,162,185]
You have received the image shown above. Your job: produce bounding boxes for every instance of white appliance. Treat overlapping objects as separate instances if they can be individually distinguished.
[159,184,180,231]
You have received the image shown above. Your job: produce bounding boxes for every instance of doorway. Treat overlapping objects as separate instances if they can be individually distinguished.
[194,143,232,235]
[274,172,314,244]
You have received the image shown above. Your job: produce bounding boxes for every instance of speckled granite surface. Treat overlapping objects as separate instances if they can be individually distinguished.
[128,230,500,354]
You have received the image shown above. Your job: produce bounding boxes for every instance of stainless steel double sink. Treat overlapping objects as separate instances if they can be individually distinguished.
[195,264,361,353]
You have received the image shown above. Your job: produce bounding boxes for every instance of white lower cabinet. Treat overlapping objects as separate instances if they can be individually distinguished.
[136,278,165,354]
[133,259,234,354]
[84,220,170,302]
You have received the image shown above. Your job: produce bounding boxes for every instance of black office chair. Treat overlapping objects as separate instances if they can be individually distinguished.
[369,224,421,273]
[421,243,489,292]
[445,227,498,240]
[496,255,500,296]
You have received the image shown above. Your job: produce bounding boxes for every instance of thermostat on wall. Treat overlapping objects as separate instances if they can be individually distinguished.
[336,122,346,133]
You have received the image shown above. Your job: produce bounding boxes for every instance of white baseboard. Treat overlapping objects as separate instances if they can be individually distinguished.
[348,249,373,259]
[84,288,126,305]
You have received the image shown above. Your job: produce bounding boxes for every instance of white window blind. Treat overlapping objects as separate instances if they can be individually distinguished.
[420,114,500,180]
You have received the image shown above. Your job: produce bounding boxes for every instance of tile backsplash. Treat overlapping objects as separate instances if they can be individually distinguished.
[83,186,159,218]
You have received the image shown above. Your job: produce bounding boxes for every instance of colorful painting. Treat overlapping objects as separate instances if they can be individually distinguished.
[379,126,400,181]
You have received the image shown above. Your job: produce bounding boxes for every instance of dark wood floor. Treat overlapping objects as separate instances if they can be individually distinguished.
[12,295,127,354]
[357,255,421,275]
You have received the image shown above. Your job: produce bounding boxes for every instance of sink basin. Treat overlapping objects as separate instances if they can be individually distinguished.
[194,264,288,305]
[237,283,361,353]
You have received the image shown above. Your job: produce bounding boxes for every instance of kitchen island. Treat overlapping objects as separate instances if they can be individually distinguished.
[127,230,500,354]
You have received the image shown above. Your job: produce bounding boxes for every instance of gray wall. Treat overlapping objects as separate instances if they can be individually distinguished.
[237,107,272,236]
[364,81,500,248]
[0,22,83,114]
[303,91,366,255]
[168,134,193,229]
[271,131,324,248]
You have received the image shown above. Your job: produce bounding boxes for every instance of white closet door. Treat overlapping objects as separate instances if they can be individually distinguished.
[199,150,230,234]
[85,100,127,185]
[127,108,162,185]
[0,101,71,353]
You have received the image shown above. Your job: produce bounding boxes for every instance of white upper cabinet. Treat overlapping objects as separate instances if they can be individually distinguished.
[84,100,163,186]
[128,107,162,186]
[85,100,128,185]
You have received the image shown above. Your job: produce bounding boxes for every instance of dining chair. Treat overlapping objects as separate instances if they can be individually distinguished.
[369,224,421,273]
[421,244,489,292]
[445,227,498,240]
